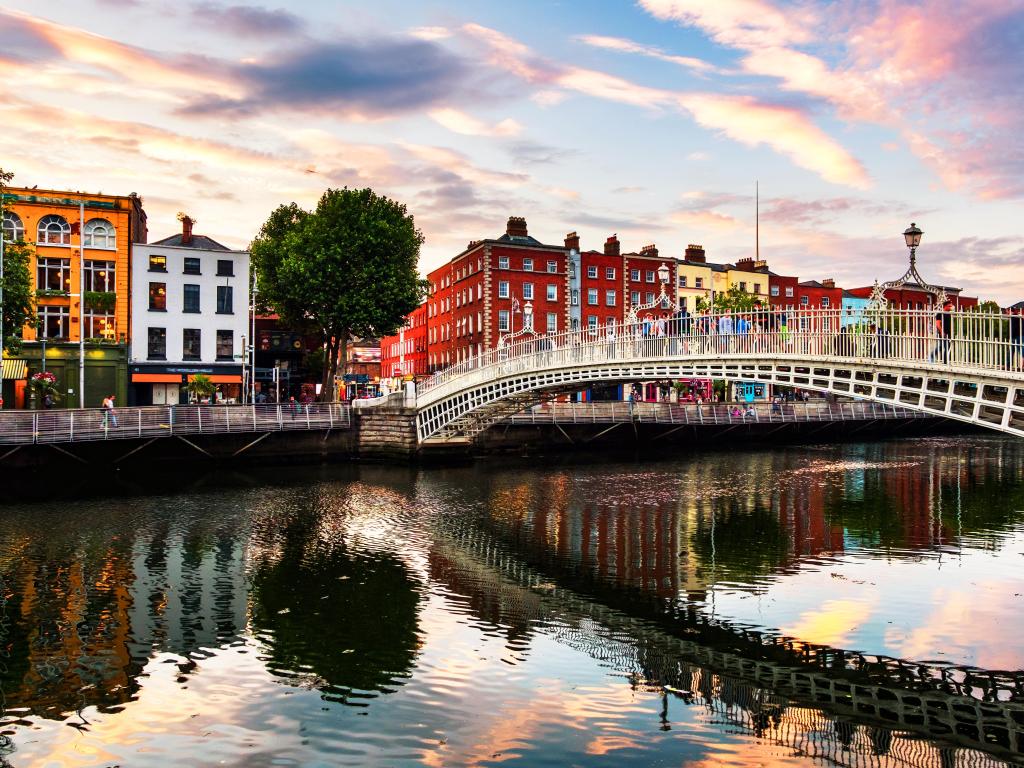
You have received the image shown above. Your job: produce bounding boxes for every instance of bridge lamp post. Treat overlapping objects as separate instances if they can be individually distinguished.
[903,222,923,263]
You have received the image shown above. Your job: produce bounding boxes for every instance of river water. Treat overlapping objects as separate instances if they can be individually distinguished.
[1,436,1022,767]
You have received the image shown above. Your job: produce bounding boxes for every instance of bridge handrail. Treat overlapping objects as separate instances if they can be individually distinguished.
[417,306,1023,404]
[0,401,352,445]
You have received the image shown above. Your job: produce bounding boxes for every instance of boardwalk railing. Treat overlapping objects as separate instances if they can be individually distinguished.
[417,306,1024,403]
[0,402,351,445]
[504,400,930,426]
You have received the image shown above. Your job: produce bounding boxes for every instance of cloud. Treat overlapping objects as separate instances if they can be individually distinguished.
[428,108,522,137]
[189,3,305,38]
[638,0,812,48]
[672,209,743,231]
[0,12,60,62]
[575,34,717,74]
[506,141,577,166]
[408,26,452,41]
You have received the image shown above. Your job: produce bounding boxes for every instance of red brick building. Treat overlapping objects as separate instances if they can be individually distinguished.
[766,270,799,306]
[426,217,569,371]
[845,283,978,309]
[624,243,677,323]
[575,234,626,333]
[796,279,843,309]
[380,302,428,379]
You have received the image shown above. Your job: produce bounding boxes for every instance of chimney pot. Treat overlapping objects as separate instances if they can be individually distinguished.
[564,231,580,251]
[181,215,193,246]
[604,234,620,257]
[684,244,706,263]
[506,216,528,238]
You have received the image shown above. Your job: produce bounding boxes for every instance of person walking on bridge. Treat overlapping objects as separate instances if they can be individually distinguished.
[929,300,954,364]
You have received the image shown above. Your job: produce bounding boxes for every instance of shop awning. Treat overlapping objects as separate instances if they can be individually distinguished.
[2,359,27,380]
[187,374,242,384]
[132,373,183,384]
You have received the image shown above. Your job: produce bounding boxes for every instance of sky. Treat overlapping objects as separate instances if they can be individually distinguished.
[1,0,1022,302]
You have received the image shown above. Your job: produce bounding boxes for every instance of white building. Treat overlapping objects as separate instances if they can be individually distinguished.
[129,216,250,405]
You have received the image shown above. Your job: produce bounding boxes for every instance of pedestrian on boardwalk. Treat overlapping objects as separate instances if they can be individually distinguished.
[101,394,117,428]
[289,395,299,420]
[929,300,954,364]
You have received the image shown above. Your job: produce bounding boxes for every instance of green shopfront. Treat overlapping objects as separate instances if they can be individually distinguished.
[18,340,128,409]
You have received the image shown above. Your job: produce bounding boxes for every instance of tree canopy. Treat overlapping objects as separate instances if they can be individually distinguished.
[695,285,761,313]
[1,167,36,354]
[250,188,426,399]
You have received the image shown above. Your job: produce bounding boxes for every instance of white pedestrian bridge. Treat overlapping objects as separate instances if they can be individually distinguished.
[414,307,1024,442]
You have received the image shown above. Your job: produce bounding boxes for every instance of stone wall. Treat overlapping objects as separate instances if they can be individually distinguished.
[355,407,419,459]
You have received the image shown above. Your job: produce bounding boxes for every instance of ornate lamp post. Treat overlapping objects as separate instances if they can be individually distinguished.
[497,299,535,349]
[626,262,678,324]
[869,222,947,308]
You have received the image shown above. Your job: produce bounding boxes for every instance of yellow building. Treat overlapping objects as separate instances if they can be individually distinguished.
[676,246,770,310]
[722,257,770,303]
[676,244,713,312]
[1,187,147,408]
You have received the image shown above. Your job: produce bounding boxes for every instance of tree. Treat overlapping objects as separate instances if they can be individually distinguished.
[250,188,426,400]
[1,167,36,354]
[186,373,217,403]
[695,286,760,313]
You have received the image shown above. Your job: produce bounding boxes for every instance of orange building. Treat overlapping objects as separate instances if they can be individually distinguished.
[1,187,147,408]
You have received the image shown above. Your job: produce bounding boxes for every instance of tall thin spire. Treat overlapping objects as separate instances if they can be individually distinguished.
[755,181,760,261]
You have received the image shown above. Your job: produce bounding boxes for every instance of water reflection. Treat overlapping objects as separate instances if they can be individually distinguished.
[0,437,1022,767]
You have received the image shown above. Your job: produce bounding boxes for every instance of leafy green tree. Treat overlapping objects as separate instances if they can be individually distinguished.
[1,167,36,354]
[186,373,217,402]
[250,188,426,400]
[695,285,760,313]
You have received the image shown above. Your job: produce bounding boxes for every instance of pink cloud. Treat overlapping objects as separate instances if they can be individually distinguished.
[575,34,718,73]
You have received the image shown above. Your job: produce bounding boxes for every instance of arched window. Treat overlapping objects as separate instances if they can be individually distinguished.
[2,211,24,242]
[37,214,71,245]
[84,218,116,249]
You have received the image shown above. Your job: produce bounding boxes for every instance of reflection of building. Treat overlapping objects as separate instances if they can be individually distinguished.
[1,186,147,408]
[129,216,250,405]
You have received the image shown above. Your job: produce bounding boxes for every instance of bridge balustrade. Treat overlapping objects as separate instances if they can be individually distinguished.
[0,402,351,445]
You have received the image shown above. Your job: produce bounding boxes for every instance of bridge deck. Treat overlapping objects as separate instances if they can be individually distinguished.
[0,402,351,445]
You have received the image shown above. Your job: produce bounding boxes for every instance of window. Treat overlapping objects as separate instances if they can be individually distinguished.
[83,218,115,249]
[587,265,598,279]
[216,285,233,314]
[547,260,557,273]
[800,295,809,305]
[785,286,795,298]
[546,284,557,301]
[695,277,703,289]
[183,284,201,313]
[84,260,115,292]
[183,257,201,275]
[646,270,655,283]
[587,315,598,331]
[216,259,234,276]
[498,281,510,298]
[679,297,687,310]
[631,290,640,305]
[522,258,533,271]
[754,283,761,294]
[522,282,534,300]
[37,258,70,292]
[182,328,200,360]
[606,316,616,326]
[679,275,687,288]
[148,327,166,359]
[149,282,166,311]
[587,288,598,305]
[37,305,69,339]
[821,296,830,307]
[498,310,510,331]
[630,269,640,281]
[83,311,114,340]
[477,284,482,300]
[739,281,747,292]
[571,289,579,306]
[646,292,655,304]
[546,312,557,333]
[606,290,617,306]
[770,285,780,296]
[2,212,24,242]
[605,267,616,280]
[149,254,167,272]
[498,255,509,269]
[216,330,233,360]
[37,215,70,245]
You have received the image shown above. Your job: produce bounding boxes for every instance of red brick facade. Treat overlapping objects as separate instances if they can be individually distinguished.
[380,302,428,378]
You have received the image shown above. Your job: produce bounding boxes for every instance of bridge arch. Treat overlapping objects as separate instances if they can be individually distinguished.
[414,309,1024,442]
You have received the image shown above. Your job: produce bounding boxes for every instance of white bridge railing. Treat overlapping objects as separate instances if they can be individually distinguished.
[0,402,352,445]
[417,307,1024,405]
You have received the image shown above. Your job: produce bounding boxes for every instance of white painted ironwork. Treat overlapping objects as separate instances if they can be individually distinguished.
[0,402,351,445]
[414,306,1024,442]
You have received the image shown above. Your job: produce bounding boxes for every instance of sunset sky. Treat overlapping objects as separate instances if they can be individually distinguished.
[2,0,1022,302]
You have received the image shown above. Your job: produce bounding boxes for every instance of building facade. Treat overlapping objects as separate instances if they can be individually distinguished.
[1,187,147,408]
[796,279,843,309]
[676,245,714,311]
[380,303,428,381]
[129,216,250,405]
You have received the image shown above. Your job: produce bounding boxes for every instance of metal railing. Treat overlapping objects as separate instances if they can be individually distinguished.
[503,400,930,426]
[0,402,351,445]
[417,306,1024,404]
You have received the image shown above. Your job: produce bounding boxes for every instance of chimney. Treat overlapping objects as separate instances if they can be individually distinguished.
[467,240,482,251]
[181,215,194,246]
[684,244,705,263]
[506,216,528,238]
[564,231,580,251]
[640,243,659,258]
[822,278,835,289]
[735,257,755,271]
[604,234,620,257]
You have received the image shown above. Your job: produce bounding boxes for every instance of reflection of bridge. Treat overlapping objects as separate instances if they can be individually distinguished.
[433,517,1024,767]
[414,308,1024,442]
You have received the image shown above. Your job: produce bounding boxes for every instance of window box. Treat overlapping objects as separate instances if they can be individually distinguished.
[84,291,117,312]
[35,289,70,298]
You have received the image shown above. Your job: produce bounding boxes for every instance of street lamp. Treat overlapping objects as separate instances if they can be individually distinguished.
[523,300,534,331]
[658,262,670,285]
[869,222,945,308]
[903,222,923,266]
